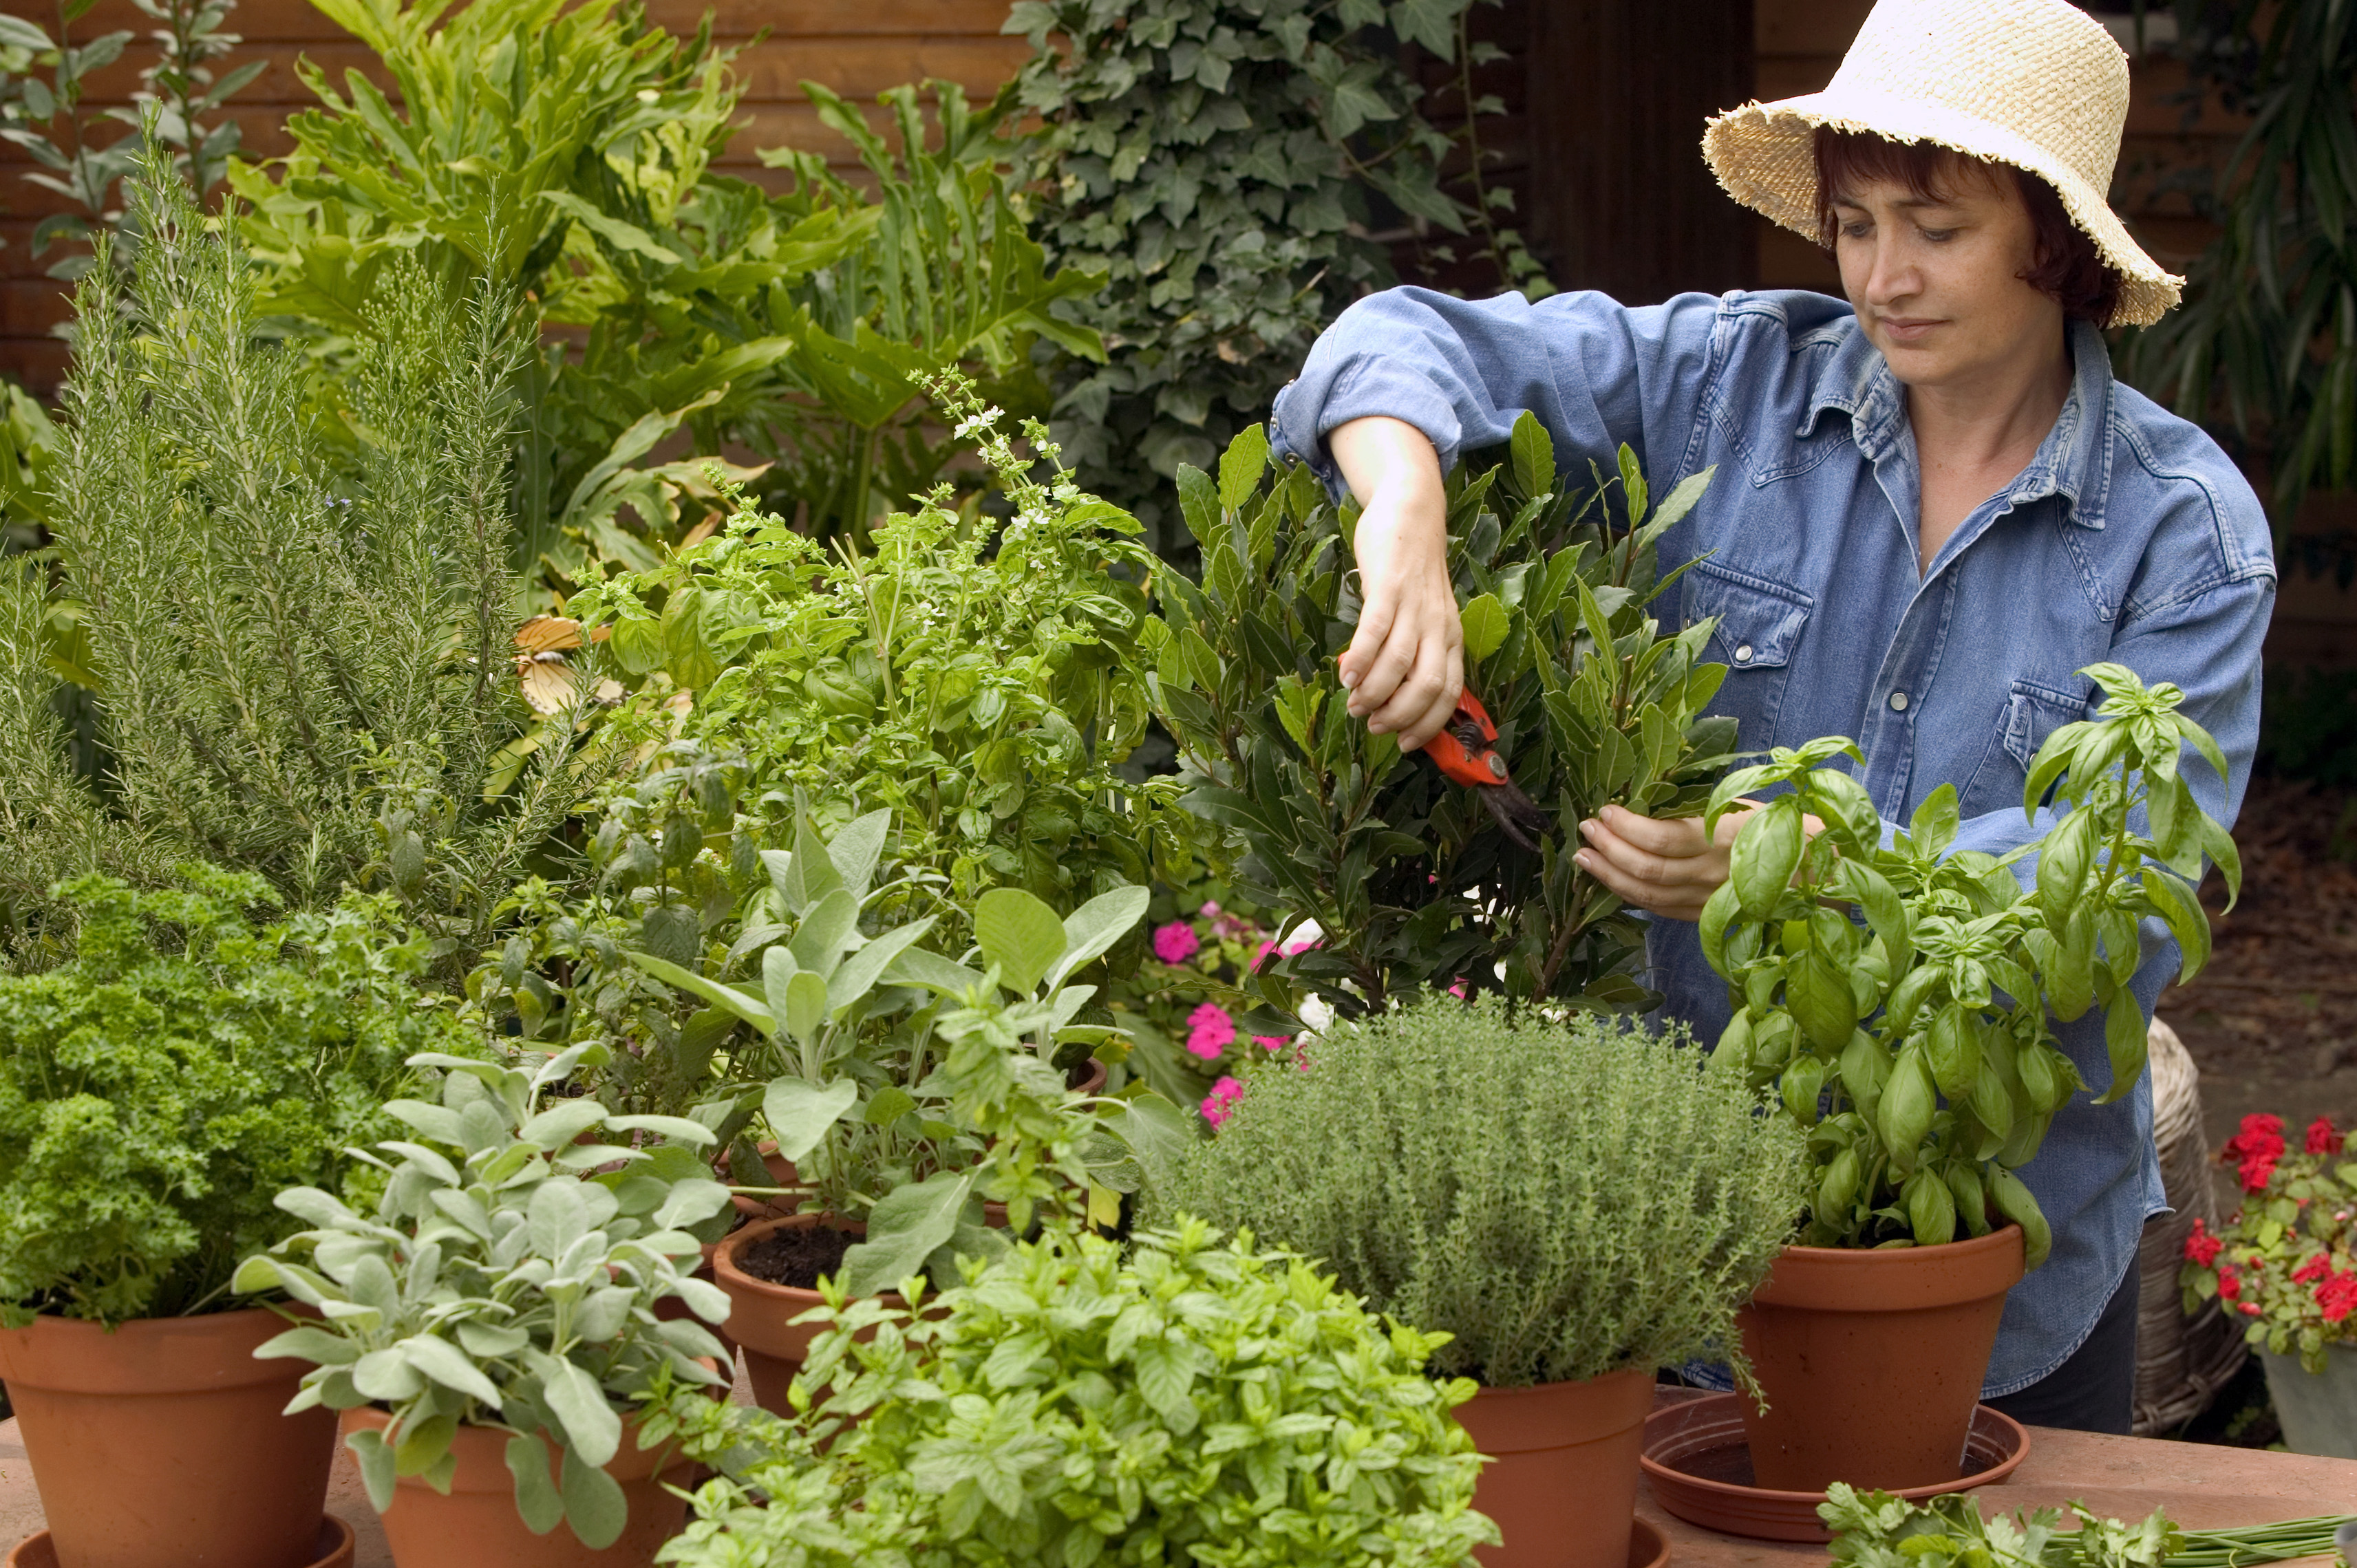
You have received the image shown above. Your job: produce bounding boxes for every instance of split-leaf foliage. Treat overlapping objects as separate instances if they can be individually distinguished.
[0,150,573,960]
[1149,415,1737,1021]
[1702,664,2241,1263]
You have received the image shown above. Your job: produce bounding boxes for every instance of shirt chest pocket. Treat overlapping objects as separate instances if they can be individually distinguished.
[1685,559,1813,753]
[1957,679,2086,817]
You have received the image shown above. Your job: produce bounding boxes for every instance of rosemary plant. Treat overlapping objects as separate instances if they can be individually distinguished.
[0,147,574,964]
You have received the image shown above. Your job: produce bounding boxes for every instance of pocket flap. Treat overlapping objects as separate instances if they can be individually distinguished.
[1688,559,1813,671]
[2002,680,2086,770]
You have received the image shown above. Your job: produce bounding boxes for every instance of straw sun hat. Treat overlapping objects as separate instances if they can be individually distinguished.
[1702,0,2182,327]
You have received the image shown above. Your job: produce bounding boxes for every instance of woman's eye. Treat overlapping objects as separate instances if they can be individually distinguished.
[1841,221,1871,239]
[1920,227,1956,243]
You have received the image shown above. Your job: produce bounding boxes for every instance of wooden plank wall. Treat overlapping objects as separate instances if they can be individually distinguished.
[0,0,1030,389]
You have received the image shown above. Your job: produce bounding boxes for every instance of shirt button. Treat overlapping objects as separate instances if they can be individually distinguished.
[1733,644,1753,663]
[1888,691,1910,711]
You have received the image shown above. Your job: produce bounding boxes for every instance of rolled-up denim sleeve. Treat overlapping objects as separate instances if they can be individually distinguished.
[1268,286,1725,497]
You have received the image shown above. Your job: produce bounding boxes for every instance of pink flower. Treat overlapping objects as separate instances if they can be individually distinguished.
[1281,935,1317,956]
[1202,1075,1246,1128]
[1253,1034,1290,1053]
[1152,921,1202,965]
[2307,1116,2343,1155]
[1185,1002,1236,1060]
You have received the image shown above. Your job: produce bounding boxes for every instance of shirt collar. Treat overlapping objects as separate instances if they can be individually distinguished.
[1798,315,2115,530]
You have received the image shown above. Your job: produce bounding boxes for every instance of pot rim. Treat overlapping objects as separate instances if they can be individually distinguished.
[1451,1366,1656,1454]
[1751,1224,2026,1312]
[712,1212,883,1307]
[0,1304,314,1394]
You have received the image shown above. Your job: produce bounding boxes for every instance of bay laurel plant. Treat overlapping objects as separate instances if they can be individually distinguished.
[231,1042,735,1551]
[1151,995,1807,1390]
[1151,416,1738,1022]
[1701,664,2242,1264]
[0,149,576,960]
[644,1222,1497,1568]
[0,868,484,1327]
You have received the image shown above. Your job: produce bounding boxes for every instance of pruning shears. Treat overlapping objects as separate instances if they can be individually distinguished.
[1422,690,1548,852]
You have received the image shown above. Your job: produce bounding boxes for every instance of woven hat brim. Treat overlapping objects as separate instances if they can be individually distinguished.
[1703,87,2182,327]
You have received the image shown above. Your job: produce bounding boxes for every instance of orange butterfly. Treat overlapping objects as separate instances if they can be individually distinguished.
[513,616,618,715]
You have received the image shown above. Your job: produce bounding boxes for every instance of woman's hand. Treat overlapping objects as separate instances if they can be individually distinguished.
[1572,805,1745,922]
[1329,416,1462,753]
[1576,802,1827,921]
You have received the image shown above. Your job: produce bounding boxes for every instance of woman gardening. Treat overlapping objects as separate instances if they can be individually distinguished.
[1270,0,2272,1434]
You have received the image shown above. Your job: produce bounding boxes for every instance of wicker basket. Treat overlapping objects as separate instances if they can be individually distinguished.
[2131,1016,2248,1436]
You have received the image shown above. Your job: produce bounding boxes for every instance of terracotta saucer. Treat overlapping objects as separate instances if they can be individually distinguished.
[1630,1514,1672,1568]
[1639,1395,2030,1543]
[8,1515,356,1568]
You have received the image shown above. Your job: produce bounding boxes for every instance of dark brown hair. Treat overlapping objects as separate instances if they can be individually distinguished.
[1811,127,2122,328]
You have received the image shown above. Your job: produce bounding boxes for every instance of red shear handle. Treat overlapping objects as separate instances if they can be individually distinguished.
[1423,691,1509,789]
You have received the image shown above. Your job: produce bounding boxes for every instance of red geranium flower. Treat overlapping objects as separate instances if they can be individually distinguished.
[2292,1252,2333,1285]
[2318,1271,2357,1324]
[2184,1219,2223,1268]
[2223,1114,2288,1192]
[2216,1264,2241,1300]
[2307,1116,2343,1155]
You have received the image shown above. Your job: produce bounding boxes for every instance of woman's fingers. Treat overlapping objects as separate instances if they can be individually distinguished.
[1366,626,1464,751]
[1328,417,1457,747]
[1572,805,1731,921]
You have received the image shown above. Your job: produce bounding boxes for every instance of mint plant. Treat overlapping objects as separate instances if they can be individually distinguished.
[1151,416,1738,1022]
[643,1220,1497,1568]
[0,868,482,1327]
[1701,663,2241,1263]
[232,1041,732,1552]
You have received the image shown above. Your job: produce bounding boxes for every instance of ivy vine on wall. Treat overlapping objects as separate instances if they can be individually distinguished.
[1005,0,1546,559]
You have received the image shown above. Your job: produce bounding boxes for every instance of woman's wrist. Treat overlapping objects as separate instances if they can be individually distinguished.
[1330,415,1444,508]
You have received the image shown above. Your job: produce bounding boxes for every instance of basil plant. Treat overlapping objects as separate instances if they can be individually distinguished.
[1701,663,2241,1265]
[231,1042,734,1550]
[626,804,1162,1297]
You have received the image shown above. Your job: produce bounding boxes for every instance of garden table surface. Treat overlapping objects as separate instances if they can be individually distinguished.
[2,1382,2352,1567]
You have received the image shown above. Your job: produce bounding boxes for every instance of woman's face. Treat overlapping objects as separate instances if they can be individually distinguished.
[1831,167,2065,392]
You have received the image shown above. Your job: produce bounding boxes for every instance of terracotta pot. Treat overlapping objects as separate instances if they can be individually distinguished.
[6,1518,355,1568]
[339,1407,692,1567]
[1451,1369,1654,1568]
[0,1307,337,1568]
[1736,1225,2025,1492]
[711,1212,883,1413]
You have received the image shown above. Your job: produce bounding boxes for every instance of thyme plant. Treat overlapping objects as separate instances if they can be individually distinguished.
[1153,995,1807,1389]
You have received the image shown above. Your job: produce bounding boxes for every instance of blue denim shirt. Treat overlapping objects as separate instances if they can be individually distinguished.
[1270,286,2274,1395]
